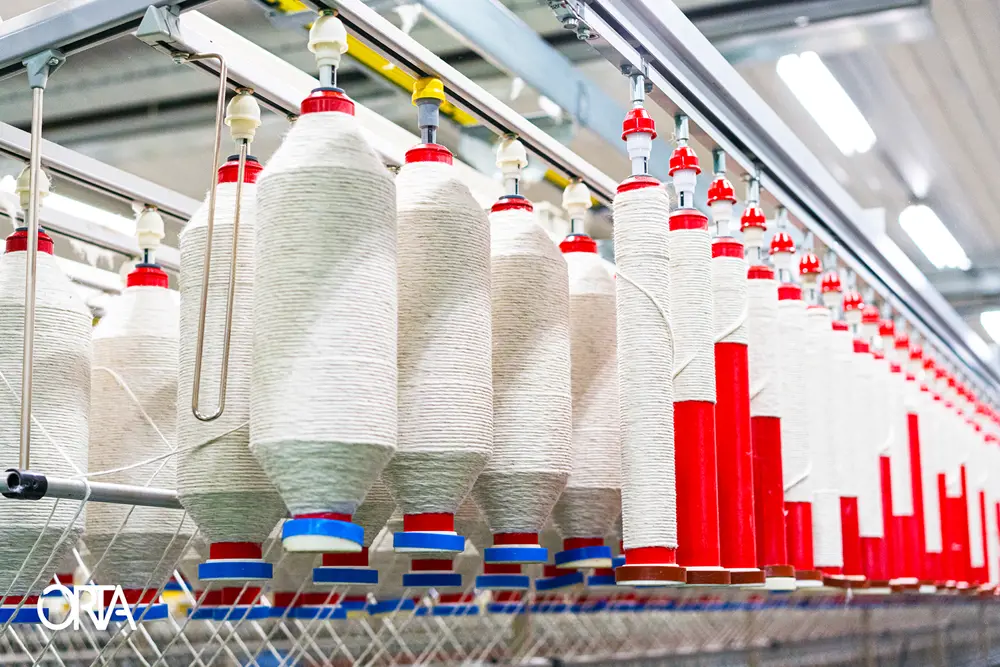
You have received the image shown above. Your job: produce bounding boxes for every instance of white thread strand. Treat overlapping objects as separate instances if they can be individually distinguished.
[473,206,571,535]
[889,368,914,515]
[669,227,715,396]
[385,160,493,517]
[712,254,749,346]
[252,111,398,517]
[746,277,780,418]
[178,179,286,544]
[87,284,195,589]
[551,250,621,541]
[855,350,883,538]
[455,495,492,552]
[0,248,90,596]
[613,185,676,549]
[777,299,809,499]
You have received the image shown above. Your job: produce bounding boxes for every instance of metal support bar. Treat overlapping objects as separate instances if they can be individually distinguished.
[2,469,183,510]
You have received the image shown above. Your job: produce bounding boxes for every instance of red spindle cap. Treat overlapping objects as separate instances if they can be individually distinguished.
[706,175,736,204]
[668,145,700,175]
[559,233,598,254]
[740,205,767,231]
[300,88,355,116]
[621,108,656,140]
[820,271,842,293]
[769,231,794,255]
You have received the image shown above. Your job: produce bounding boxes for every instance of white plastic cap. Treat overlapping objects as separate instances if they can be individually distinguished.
[845,309,862,326]
[496,136,528,178]
[801,274,818,290]
[562,180,591,220]
[226,92,261,142]
[822,291,840,309]
[135,206,165,252]
[742,226,764,248]
[862,322,878,340]
[15,166,50,210]
[625,133,652,163]
[309,12,349,69]
[710,201,733,230]
[672,168,697,198]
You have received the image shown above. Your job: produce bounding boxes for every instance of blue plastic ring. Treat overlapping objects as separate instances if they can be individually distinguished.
[487,603,525,614]
[432,604,479,617]
[189,606,218,620]
[198,559,273,582]
[403,572,462,588]
[535,571,585,591]
[532,602,568,614]
[282,518,363,546]
[612,556,626,568]
[475,574,530,590]
[393,531,465,552]
[0,606,42,624]
[214,605,272,621]
[312,566,379,585]
[124,603,169,623]
[368,599,416,615]
[586,574,617,587]
[483,546,548,564]
[289,606,347,620]
[554,545,612,568]
[43,586,72,598]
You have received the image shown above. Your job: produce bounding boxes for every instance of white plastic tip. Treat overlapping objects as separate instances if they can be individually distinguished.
[562,180,591,218]
[710,201,733,226]
[743,226,764,247]
[672,169,697,197]
[135,207,165,252]
[226,93,261,142]
[625,133,652,163]
[496,135,527,175]
[845,310,862,326]
[801,275,818,290]
[309,12,349,69]
[862,323,878,340]
[822,292,840,309]
[772,252,793,271]
[15,166,50,209]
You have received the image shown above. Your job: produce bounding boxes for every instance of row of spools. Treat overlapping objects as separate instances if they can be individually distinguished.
[0,11,997,625]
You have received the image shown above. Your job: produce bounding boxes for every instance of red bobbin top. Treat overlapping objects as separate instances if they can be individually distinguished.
[909,345,923,361]
[127,264,169,289]
[712,237,743,258]
[879,319,895,337]
[923,358,935,373]
[740,205,767,231]
[5,228,54,255]
[820,271,842,293]
[778,284,802,300]
[621,108,656,140]
[748,265,774,280]
[873,350,885,360]
[769,231,795,255]
[832,321,849,331]
[405,143,453,165]
[218,155,262,184]
[895,333,910,349]
[491,195,533,214]
[842,291,863,312]
[559,233,598,254]
[300,88,355,116]
[798,252,821,276]
[862,305,880,324]
[706,175,736,204]
[854,340,870,353]
[617,174,661,193]
[668,145,701,175]
[669,209,708,231]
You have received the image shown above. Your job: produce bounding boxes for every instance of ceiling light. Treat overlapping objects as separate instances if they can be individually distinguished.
[776,51,876,156]
[898,204,971,271]
[0,174,135,236]
[980,310,1000,344]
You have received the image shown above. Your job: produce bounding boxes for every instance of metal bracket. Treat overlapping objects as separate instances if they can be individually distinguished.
[22,49,64,90]
[547,0,596,40]
[136,5,183,48]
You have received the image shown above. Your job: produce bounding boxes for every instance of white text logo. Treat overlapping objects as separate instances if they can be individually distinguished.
[37,585,137,631]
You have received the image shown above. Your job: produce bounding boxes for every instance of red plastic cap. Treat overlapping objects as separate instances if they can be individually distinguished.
[769,231,794,255]
[617,174,661,193]
[842,290,863,312]
[669,209,708,231]
[127,264,169,289]
[218,156,262,184]
[832,320,849,331]
[621,107,656,140]
[706,176,736,204]
[798,252,821,276]
[405,143,453,165]
[820,271,842,293]
[740,205,767,231]
[5,228,53,255]
[778,284,802,301]
[712,237,743,258]
[862,306,880,324]
[300,88,355,116]
[668,145,701,175]
[748,265,774,280]
[854,340,870,353]
[879,319,895,337]
[909,345,923,361]
[923,357,935,372]
[894,334,910,349]
[559,233,598,254]
[873,350,885,360]
[491,196,533,213]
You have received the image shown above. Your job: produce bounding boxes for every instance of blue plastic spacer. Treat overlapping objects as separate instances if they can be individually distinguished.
[198,559,273,582]
[312,566,379,585]
[282,517,363,548]
[188,606,218,620]
[339,598,367,611]
[553,545,613,568]
[612,555,625,568]
[121,603,169,623]
[269,606,290,619]
[0,606,42,624]
[289,606,346,620]
[475,574,530,590]
[532,602,568,614]
[586,573,617,587]
[534,570,585,591]
[393,531,465,553]
[402,572,462,588]
[432,604,479,617]
[487,602,525,614]
[368,598,416,616]
[483,546,548,564]
[215,605,272,622]
[163,580,183,592]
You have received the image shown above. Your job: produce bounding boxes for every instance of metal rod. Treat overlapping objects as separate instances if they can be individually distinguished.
[18,86,44,471]
[2,470,183,510]
[186,52,237,423]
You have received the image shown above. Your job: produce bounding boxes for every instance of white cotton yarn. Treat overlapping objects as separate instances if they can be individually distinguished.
[88,283,194,590]
[669,225,715,401]
[711,251,748,347]
[886,356,914,516]
[355,477,396,552]
[966,419,985,570]
[612,184,676,550]
[829,326,854,497]
[252,108,397,521]
[0,236,90,596]
[916,388,943,554]
[386,158,492,518]
[746,276,780,419]
[776,296,809,502]
[454,495,492,552]
[551,247,621,541]
[473,203,571,535]
[178,165,286,545]
[854,349,883,539]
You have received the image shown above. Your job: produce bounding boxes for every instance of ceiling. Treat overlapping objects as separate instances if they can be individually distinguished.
[0,0,997,346]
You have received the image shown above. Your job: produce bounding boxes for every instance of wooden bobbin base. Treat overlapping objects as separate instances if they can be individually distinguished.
[764,565,796,579]
[729,569,766,586]
[684,568,731,586]
[889,578,921,593]
[615,564,686,587]
[794,570,824,588]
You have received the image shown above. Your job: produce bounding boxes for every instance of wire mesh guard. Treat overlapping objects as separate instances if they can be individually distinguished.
[0,496,999,667]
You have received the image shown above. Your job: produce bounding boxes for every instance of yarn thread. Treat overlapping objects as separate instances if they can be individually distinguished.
[747,278,780,418]
[669,227,715,396]
[855,349,883,538]
[777,298,809,500]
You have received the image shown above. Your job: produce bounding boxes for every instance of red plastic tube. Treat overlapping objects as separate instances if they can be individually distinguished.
[751,416,788,569]
[785,501,815,572]
[959,466,973,583]
[979,491,990,585]
[675,401,722,569]
[860,538,889,582]
[715,342,757,570]
[907,411,930,579]
[840,497,863,577]
[880,456,895,568]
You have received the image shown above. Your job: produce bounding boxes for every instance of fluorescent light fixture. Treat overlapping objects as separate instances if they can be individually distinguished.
[0,174,135,236]
[776,51,876,156]
[898,204,971,271]
[980,310,1000,344]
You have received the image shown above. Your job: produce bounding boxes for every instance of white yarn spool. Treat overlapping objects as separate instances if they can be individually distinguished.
[177,159,286,556]
[472,201,571,538]
[854,349,883,539]
[0,230,90,596]
[966,419,985,570]
[669,225,715,401]
[776,296,809,502]
[612,183,677,555]
[711,250,748,346]
[252,99,397,550]
[914,387,943,554]
[887,359,914,516]
[804,308,842,568]
[454,495,492,552]
[88,281,194,590]
[746,276,780,419]
[551,245,621,543]
[829,326,854,497]
[387,155,492,544]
